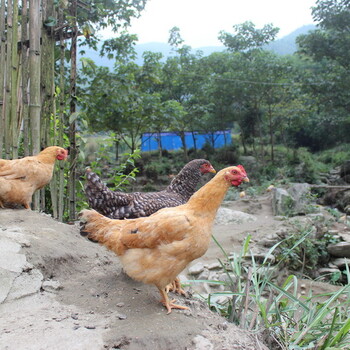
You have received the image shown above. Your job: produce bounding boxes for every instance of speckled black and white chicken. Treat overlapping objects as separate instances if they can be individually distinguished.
[85,159,216,219]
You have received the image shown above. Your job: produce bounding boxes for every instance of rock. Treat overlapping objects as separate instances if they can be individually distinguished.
[1,229,31,247]
[288,183,313,215]
[42,280,62,293]
[272,188,294,216]
[207,272,220,287]
[0,237,22,253]
[198,269,210,281]
[327,242,350,258]
[0,269,18,304]
[192,335,214,350]
[332,258,349,268]
[256,266,279,280]
[0,252,28,273]
[318,268,340,276]
[189,262,205,275]
[218,273,237,285]
[7,269,43,301]
[272,184,319,216]
[207,262,221,270]
[215,208,256,225]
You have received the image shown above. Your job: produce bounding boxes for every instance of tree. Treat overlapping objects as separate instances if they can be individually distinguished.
[81,54,163,153]
[296,0,350,148]
[218,21,279,52]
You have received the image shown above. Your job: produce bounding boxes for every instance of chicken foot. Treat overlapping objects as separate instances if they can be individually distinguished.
[165,277,186,296]
[158,287,189,314]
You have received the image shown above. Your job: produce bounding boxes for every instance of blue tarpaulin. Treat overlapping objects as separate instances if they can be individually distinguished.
[141,130,231,152]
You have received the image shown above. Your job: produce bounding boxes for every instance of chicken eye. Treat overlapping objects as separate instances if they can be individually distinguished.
[232,170,237,174]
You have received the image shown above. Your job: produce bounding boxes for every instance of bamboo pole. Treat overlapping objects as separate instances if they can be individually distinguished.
[21,0,30,156]
[4,0,13,159]
[11,0,19,158]
[29,0,42,209]
[0,0,6,156]
[68,0,78,221]
[41,0,56,214]
[57,3,66,221]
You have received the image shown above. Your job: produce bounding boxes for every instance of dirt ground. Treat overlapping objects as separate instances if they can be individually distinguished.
[0,192,344,350]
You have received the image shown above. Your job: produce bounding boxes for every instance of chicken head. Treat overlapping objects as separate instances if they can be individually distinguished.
[224,165,249,186]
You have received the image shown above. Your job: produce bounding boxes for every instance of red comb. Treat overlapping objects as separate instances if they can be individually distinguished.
[237,165,247,176]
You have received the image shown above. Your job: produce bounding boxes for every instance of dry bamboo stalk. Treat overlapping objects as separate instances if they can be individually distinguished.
[29,0,41,209]
[11,0,19,158]
[4,0,13,159]
[21,0,30,156]
[0,0,6,156]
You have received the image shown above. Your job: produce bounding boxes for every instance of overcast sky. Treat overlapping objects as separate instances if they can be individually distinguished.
[101,0,317,47]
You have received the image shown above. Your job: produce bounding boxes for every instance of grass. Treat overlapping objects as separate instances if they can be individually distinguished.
[187,233,350,349]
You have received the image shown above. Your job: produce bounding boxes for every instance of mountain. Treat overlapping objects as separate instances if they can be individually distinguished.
[265,24,316,55]
[79,24,317,69]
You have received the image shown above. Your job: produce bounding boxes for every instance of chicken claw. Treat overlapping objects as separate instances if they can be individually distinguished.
[158,288,189,314]
[165,278,186,296]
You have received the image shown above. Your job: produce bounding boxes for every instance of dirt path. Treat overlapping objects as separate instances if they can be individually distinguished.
[0,207,268,350]
[0,192,344,349]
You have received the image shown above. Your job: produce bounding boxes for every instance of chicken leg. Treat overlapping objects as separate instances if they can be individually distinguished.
[158,287,189,314]
[165,277,186,296]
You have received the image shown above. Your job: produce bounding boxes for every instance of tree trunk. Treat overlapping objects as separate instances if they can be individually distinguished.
[68,0,78,221]
[191,131,197,151]
[268,105,274,163]
[179,131,188,161]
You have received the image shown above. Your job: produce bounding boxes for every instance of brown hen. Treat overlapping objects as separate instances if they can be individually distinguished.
[0,146,68,209]
[80,165,249,314]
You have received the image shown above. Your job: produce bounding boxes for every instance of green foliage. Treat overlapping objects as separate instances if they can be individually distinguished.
[275,227,340,275]
[143,159,172,180]
[190,233,350,349]
[218,21,279,52]
[285,148,329,183]
[316,144,350,167]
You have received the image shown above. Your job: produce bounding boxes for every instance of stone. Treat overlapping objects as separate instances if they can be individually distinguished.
[198,269,210,281]
[215,208,256,225]
[332,258,349,268]
[2,229,31,247]
[207,272,220,287]
[0,238,22,253]
[272,188,294,216]
[327,242,350,258]
[318,268,340,276]
[288,183,313,215]
[0,252,28,273]
[188,262,205,275]
[192,335,214,350]
[0,268,18,304]
[207,262,221,270]
[7,269,43,301]
[42,280,62,293]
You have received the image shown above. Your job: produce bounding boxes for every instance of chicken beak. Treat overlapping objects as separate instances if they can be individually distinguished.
[209,166,216,174]
[243,176,250,183]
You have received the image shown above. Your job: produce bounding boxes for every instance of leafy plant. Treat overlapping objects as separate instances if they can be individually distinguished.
[188,232,350,349]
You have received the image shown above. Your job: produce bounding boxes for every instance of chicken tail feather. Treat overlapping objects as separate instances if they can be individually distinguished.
[85,170,130,217]
[79,209,125,254]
